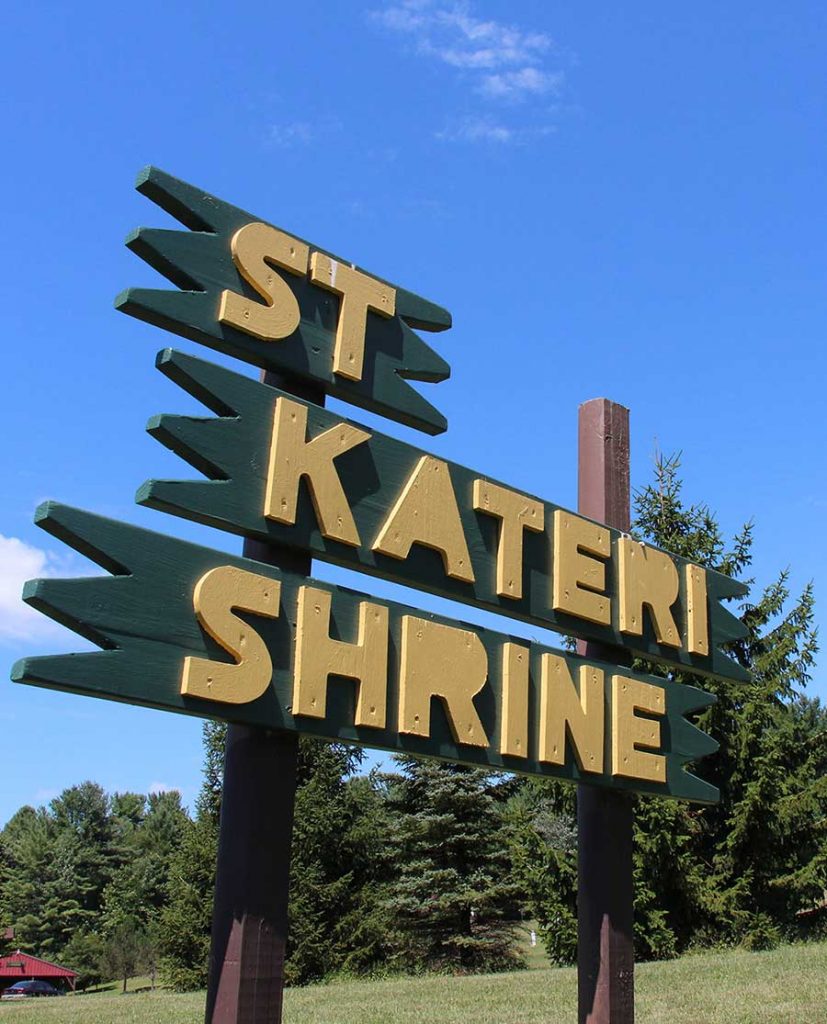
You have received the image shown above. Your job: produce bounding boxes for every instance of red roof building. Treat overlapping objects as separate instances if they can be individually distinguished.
[0,951,78,991]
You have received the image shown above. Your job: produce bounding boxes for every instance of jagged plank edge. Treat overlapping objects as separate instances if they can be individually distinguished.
[117,285,448,434]
[116,166,450,433]
[123,226,450,388]
[134,166,452,331]
[10,502,258,722]
[138,348,253,519]
[706,571,750,682]
[666,684,720,804]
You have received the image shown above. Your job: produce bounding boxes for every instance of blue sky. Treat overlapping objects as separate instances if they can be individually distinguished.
[1,2,825,824]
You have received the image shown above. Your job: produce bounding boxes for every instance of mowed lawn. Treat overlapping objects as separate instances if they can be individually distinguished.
[0,940,824,1024]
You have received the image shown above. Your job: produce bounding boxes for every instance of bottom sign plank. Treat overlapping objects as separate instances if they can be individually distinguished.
[12,502,718,803]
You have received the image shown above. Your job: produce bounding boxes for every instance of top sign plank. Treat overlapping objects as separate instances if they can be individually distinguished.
[116,167,451,435]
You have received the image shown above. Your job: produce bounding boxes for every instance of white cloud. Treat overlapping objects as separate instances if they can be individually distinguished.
[436,116,556,145]
[375,3,429,33]
[370,1,565,140]
[427,9,550,69]
[479,67,563,100]
[436,116,514,143]
[269,121,315,147]
[147,781,179,795]
[0,535,84,644]
[268,116,343,150]
[372,1,553,70]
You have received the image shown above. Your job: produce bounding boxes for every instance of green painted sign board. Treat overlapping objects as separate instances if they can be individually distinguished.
[13,503,719,804]
[10,165,747,811]
[139,346,748,684]
[117,167,451,435]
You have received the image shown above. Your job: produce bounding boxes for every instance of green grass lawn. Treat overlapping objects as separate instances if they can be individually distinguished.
[0,940,824,1023]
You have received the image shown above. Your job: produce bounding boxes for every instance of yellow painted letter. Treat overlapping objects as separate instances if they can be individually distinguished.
[552,510,611,626]
[310,252,396,381]
[181,566,280,704]
[219,222,308,341]
[685,563,709,656]
[611,674,666,783]
[264,397,370,547]
[293,586,388,729]
[473,480,544,599]
[499,642,529,758]
[373,456,475,583]
[539,653,604,773]
[618,538,681,647]
[398,617,488,746]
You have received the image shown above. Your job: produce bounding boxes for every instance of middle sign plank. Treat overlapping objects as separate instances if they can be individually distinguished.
[139,348,748,683]
[14,502,718,803]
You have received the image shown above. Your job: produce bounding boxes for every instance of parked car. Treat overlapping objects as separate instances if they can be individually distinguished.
[1,980,65,998]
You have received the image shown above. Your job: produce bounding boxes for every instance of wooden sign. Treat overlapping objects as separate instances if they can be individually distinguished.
[14,165,745,1024]
[116,167,451,435]
[139,347,748,683]
[13,502,719,804]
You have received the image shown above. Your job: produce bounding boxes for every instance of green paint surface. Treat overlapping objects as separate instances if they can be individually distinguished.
[140,347,748,684]
[13,503,718,803]
[116,167,451,435]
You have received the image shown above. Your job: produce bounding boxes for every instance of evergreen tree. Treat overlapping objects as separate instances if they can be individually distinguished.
[158,724,223,990]
[0,783,119,958]
[506,779,578,964]
[101,916,151,993]
[103,790,189,934]
[769,695,827,926]
[110,792,146,844]
[50,782,119,905]
[512,455,824,962]
[0,805,73,955]
[286,740,392,984]
[159,722,395,988]
[157,812,213,990]
[61,929,106,990]
[385,757,523,974]
[632,454,823,951]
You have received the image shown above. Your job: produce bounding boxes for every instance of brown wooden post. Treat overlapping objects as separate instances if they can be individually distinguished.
[205,373,323,1024]
[576,398,635,1024]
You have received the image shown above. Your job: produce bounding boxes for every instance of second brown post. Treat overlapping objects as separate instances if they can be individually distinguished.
[576,398,635,1024]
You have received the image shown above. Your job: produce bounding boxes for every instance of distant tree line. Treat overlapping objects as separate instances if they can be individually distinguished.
[0,783,186,990]
[0,459,824,989]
